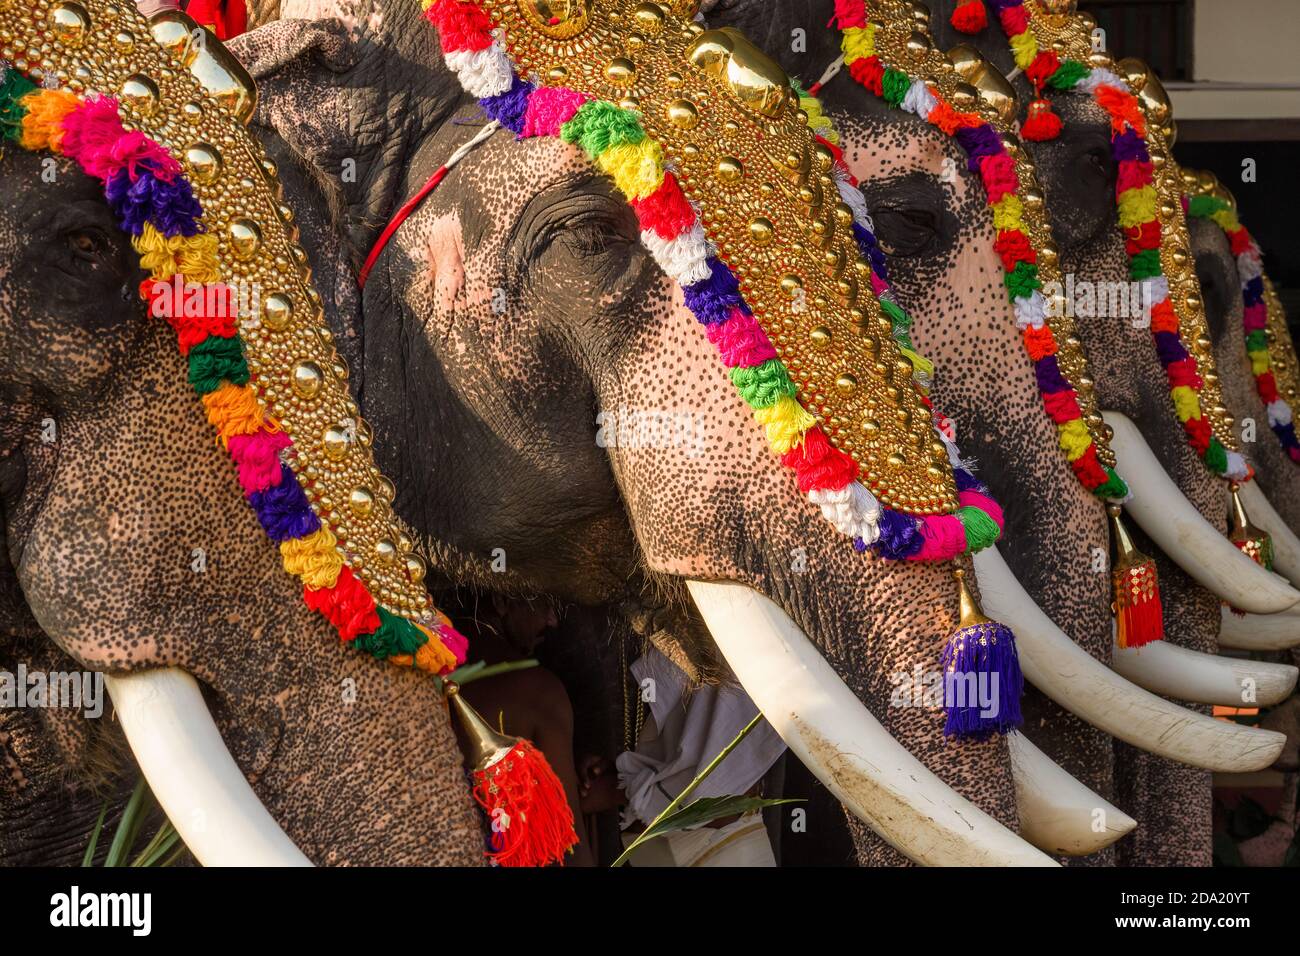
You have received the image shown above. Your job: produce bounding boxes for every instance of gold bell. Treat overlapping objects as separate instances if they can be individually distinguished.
[445,681,517,772]
[1228,482,1274,570]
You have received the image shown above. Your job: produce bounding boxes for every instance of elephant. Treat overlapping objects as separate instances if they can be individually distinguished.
[1,0,1284,866]
[696,0,1300,865]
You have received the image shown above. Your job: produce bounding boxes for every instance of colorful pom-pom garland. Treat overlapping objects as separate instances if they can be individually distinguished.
[979,0,1251,483]
[0,65,467,675]
[420,0,1006,564]
[1185,194,1300,466]
[833,0,1128,503]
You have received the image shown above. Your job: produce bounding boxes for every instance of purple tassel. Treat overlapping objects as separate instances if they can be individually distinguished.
[1154,330,1189,366]
[106,167,203,237]
[482,76,534,137]
[1243,276,1265,305]
[852,222,888,277]
[954,467,983,493]
[1033,354,1071,393]
[683,258,750,325]
[248,464,321,542]
[954,123,1002,171]
[940,620,1024,739]
[1111,128,1150,163]
[871,508,924,559]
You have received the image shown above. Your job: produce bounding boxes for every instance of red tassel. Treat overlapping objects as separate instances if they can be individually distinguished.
[1114,559,1164,648]
[447,684,578,867]
[951,0,988,34]
[1021,98,1063,141]
[471,741,578,867]
[1109,506,1164,648]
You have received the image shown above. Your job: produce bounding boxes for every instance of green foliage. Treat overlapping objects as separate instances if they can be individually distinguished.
[82,777,188,867]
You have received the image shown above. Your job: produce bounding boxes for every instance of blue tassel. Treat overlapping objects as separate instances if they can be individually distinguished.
[940,620,1023,739]
[941,569,1023,740]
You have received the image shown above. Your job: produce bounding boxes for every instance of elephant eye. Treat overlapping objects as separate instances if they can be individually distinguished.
[65,227,110,264]
[872,204,942,258]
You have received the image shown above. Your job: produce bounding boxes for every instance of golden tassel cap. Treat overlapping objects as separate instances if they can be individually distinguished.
[445,682,517,773]
[1107,504,1148,572]
[1228,482,1274,568]
[954,567,991,629]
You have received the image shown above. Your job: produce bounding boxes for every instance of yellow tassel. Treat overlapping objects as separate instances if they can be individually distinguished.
[1170,385,1201,423]
[1057,419,1093,461]
[755,395,816,454]
[990,194,1025,232]
[1009,30,1039,70]
[598,141,665,200]
[1117,186,1158,229]
[133,226,222,284]
[280,526,343,589]
[841,25,877,63]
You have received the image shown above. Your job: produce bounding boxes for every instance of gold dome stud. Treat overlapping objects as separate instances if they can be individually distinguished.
[119,74,161,116]
[291,361,324,399]
[49,3,91,47]
[227,219,262,260]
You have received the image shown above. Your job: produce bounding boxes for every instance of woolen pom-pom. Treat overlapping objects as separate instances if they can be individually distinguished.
[951,0,988,34]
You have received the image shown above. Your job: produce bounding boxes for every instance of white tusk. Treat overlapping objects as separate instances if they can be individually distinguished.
[1006,731,1135,856]
[972,549,1286,772]
[1111,640,1297,707]
[106,668,313,867]
[1236,479,1300,587]
[686,579,1057,866]
[1103,410,1300,614]
[1218,603,1300,651]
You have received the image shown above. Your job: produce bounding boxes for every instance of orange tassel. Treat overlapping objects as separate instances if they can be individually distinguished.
[446,683,578,867]
[1109,505,1164,648]
[1021,98,1063,141]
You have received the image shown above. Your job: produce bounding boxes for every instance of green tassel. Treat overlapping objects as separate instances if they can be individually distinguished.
[561,101,645,157]
[730,359,796,408]
[958,505,1002,553]
[187,336,248,394]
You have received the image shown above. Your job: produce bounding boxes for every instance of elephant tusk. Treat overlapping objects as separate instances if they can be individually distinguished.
[105,668,313,867]
[1102,411,1300,614]
[1006,730,1135,857]
[685,579,1058,866]
[972,549,1286,772]
[1218,603,1300,651]
[1111,640,1297,708]
[1236,479,1300,587]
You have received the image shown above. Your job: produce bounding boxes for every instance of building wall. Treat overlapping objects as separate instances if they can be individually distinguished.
[1193,0,1300,83]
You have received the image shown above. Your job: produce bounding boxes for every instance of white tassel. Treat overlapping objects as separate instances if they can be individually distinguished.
[1236,250,1264,282]
[444,44,515,99]
[1077,68,1125,94]
[1224,450,1251,482]
[808,483,882,543]
[1012,290,1048,329]
[1267,399,1293,428]
[834,173,873,232]
[901,79,938,120]
[641,223,713,286]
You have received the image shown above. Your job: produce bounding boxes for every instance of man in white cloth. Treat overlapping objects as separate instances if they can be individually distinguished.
[615,645,787,867]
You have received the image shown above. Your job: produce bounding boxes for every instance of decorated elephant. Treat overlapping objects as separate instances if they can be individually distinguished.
[0,0,1292,869]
